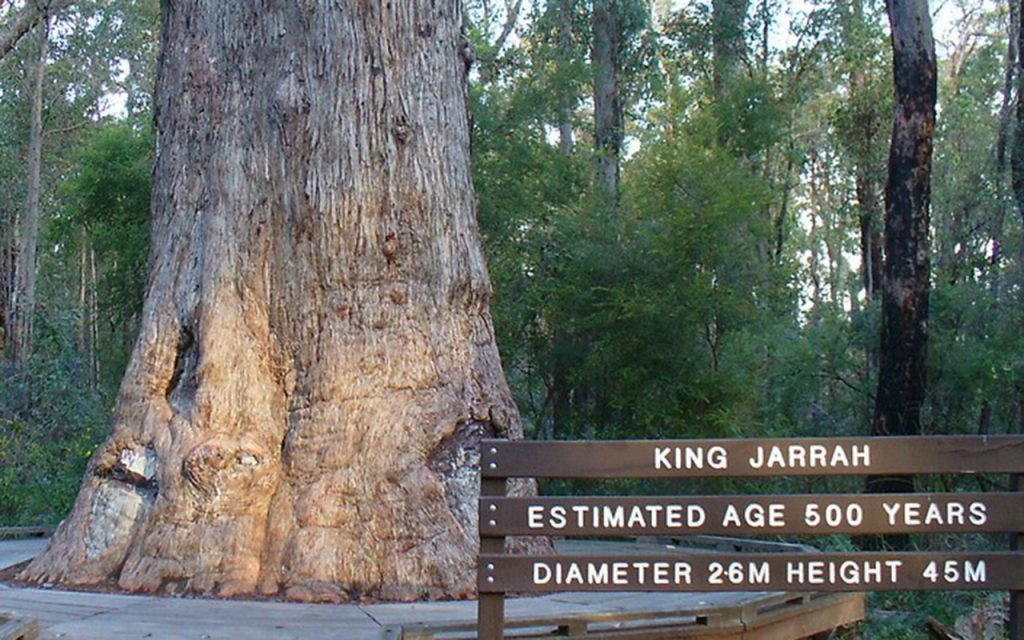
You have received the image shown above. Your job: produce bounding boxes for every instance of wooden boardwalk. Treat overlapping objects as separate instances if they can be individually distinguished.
[0,539,863,639]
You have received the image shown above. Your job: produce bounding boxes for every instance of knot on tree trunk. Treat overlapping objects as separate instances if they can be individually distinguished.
[182,438,268,498]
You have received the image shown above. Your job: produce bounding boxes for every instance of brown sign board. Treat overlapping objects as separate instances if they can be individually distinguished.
[478,552,1024,593]
[481,436,1024,478]
[479,492,1024,536]
[476,437,1024,640]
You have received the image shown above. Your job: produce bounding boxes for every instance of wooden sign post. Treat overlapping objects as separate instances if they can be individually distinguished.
[477,435,1024,639]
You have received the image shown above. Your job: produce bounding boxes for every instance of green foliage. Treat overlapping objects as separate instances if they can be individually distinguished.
[0,345,110,526]
[0,2,157,528]
[59,122,153,328]
[0,123,151,527]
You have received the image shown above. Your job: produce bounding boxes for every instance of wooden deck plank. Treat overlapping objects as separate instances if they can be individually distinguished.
[0,538,864,639]
[0,540,47,572]
[0,616,38,640]
[740,593,864,640]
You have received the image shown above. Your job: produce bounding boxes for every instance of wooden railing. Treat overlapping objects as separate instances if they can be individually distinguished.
[0,526,53,539]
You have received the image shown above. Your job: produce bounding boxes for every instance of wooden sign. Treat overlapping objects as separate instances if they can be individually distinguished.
[481,435,1024,478]
[479,552,1024,593]
[476,436,1024,640]
[480,493,1024,536]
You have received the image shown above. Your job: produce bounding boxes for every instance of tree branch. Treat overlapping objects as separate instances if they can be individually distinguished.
[491,0,523,59]
[0,0,76,62]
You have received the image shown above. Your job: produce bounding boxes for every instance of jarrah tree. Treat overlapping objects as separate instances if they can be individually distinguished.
[869,0,936,493]
[22,1,523,602]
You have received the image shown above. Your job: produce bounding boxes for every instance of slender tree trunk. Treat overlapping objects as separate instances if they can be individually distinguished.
[12,17,47,366]
[840,0,885,303]
[773,146,793,261]
[758,0,769,73]
[868,0,936,502]
[78,227,88,355]
[987,0,1019,299]
[23,1,526,602]
[1009,1,1024,444]
[711,0,748,105]
[856,174,883,301]
[592,0,622,202]
[996,0,1019,176]
[89,242,99,387]
[0,205,12,354]
[557,0,574,157]
[1013,0,1024,234]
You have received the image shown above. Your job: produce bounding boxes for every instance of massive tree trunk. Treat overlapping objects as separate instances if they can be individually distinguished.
[22,0,523,603]
[868,0,935,493]
[592,0,622,201]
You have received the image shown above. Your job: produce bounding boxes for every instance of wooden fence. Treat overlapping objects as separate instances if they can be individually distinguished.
[477,435,1024,640]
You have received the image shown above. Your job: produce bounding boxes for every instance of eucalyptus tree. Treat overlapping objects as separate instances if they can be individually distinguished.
[869,0,936,499]
[23,1,526,602]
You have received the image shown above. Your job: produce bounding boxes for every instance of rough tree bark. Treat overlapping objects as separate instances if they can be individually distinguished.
[22,0,524,602]
[868,0,935,497]
[592,0,622,201]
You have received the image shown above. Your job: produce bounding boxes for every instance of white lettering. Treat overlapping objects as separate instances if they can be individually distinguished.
[722,505,741,527]
[882,502,901,526]
[786,559,902,586]
[654,446,728,470]
[749,446,764,468]
[749,444,873,469]
[531,561,695,587]
[534,563,552,585]
[528,505,544,529]
[969,502,987,526]
[551,506,567,529]
[882,500,988,529]
[654,447,672,470]
[851,445,870,466]
[964,560,986,583]
[684,447,703,470]
[808,445,827,467]
[707,446,728,469]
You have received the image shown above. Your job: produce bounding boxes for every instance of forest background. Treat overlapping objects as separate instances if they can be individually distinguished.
[0,0,1020,635]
